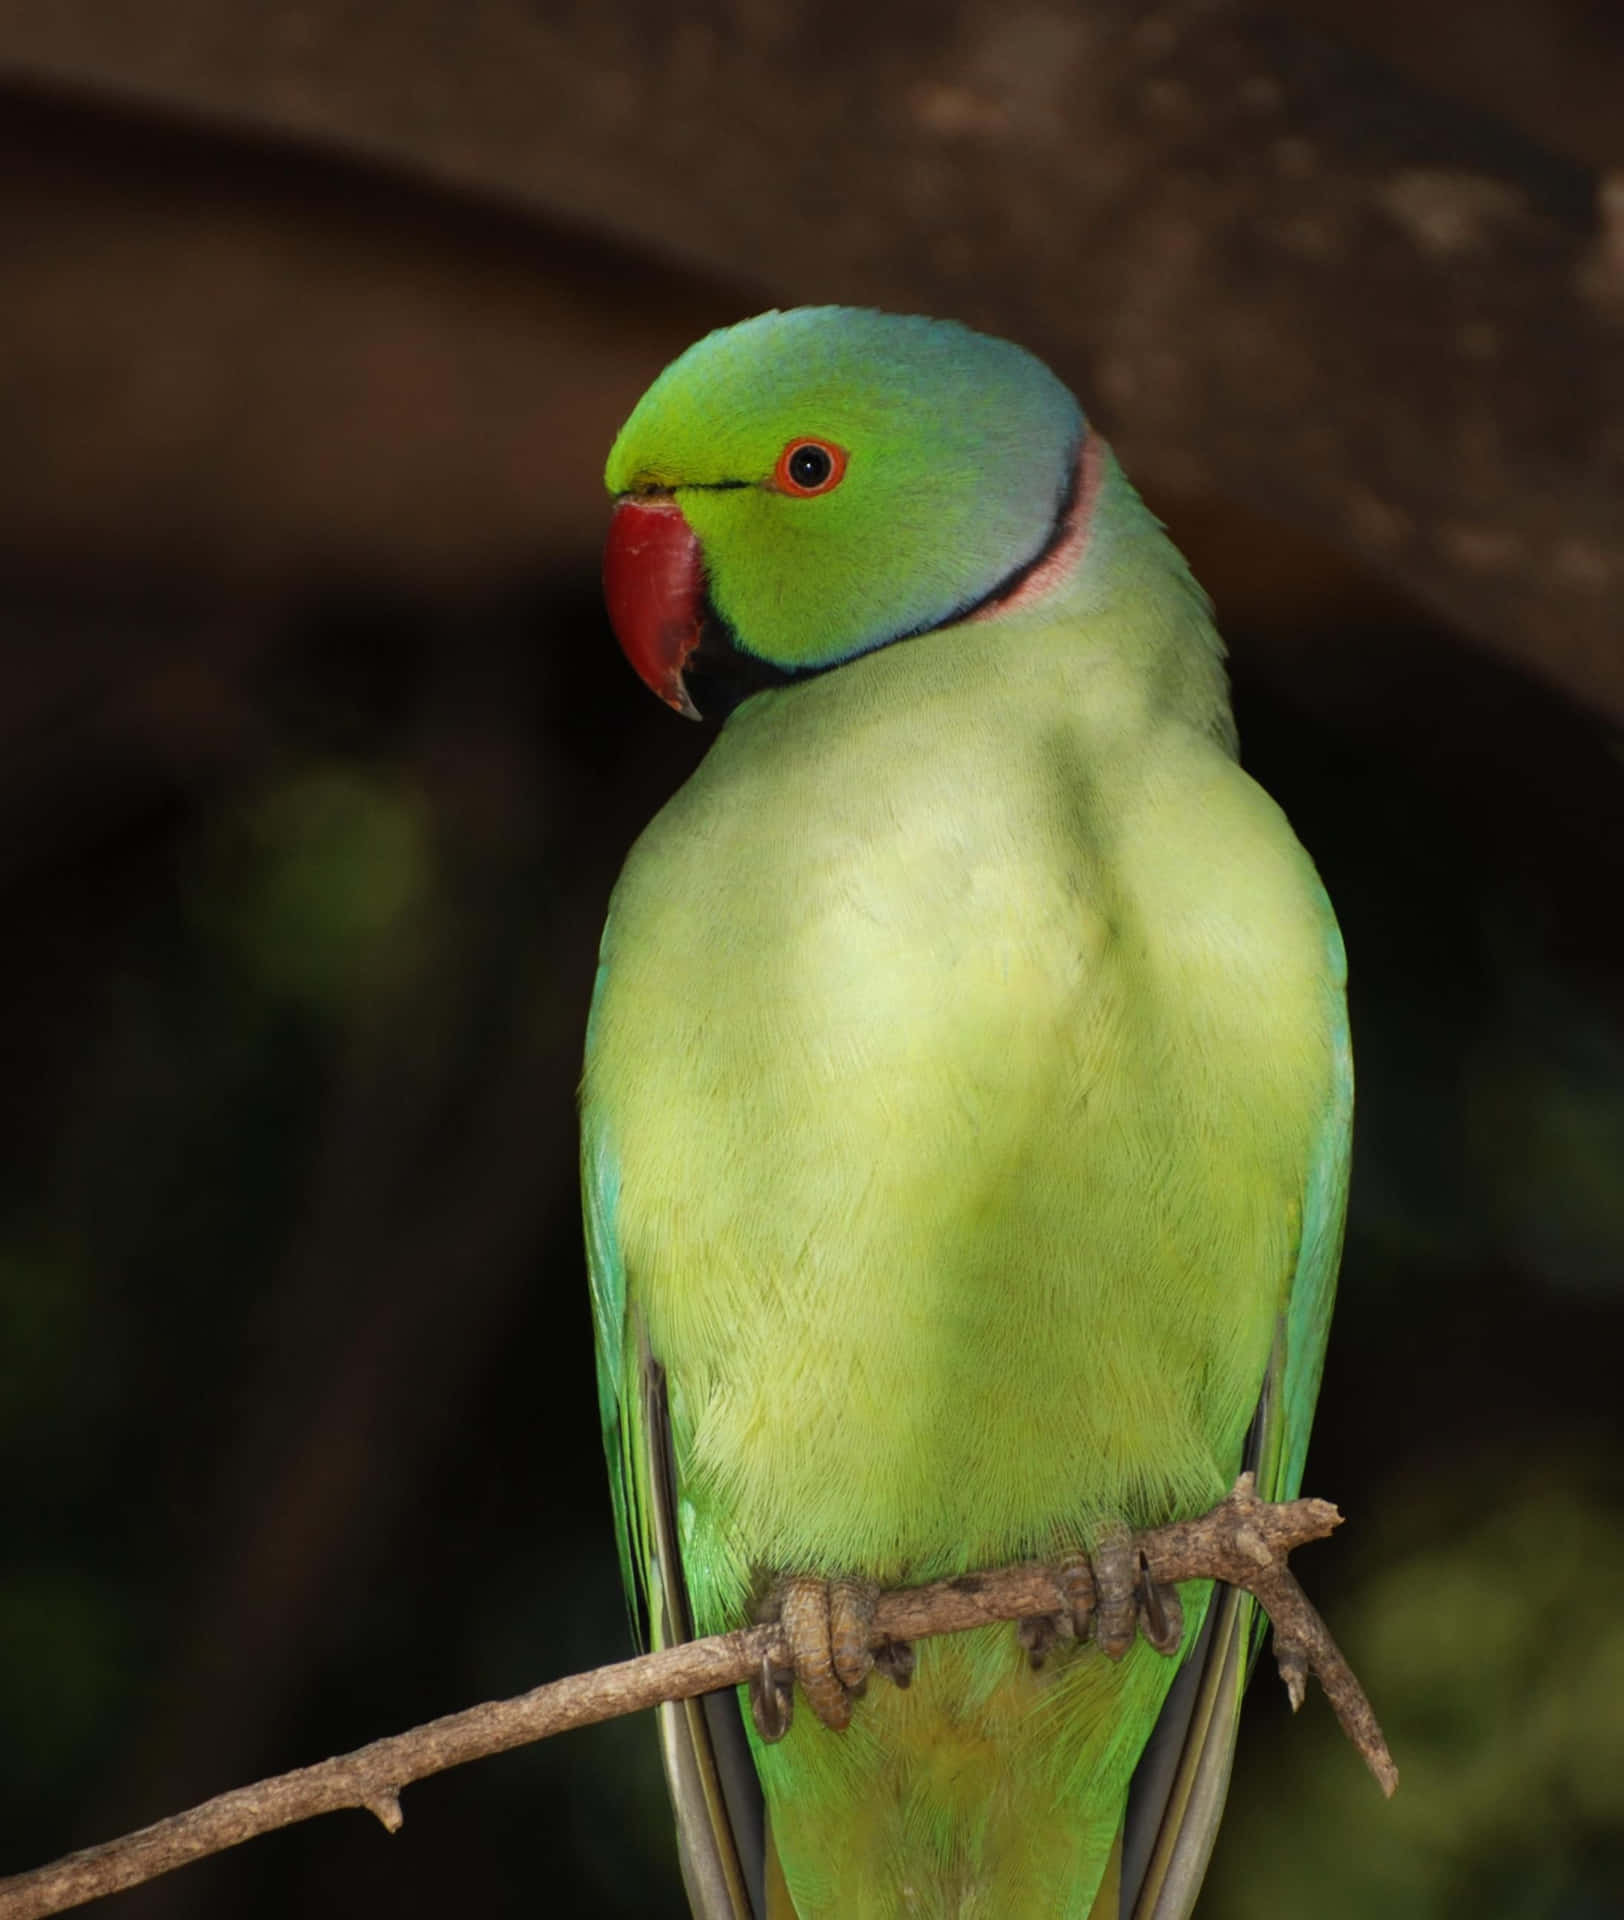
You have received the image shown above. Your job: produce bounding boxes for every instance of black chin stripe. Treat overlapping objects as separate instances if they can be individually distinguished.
[683,603,806,719]
[690,436,1083,719]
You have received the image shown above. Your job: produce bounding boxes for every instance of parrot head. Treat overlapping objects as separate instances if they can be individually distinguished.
[603,307,1086,718]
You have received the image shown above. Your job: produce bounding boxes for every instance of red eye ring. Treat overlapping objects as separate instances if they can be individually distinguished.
[771,438,849,497]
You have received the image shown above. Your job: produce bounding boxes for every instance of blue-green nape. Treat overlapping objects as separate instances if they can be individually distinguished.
[604,307,1085,674]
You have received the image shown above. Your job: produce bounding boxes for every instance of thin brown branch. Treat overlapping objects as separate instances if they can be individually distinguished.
[0,1480,1392,1920]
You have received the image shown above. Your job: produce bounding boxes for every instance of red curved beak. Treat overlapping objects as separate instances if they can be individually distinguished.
[603,495,705,719]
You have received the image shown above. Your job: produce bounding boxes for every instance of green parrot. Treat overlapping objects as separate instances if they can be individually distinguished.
[582,308,1349,1918]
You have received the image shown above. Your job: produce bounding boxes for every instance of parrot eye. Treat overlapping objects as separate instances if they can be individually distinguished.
[772,438,848,497]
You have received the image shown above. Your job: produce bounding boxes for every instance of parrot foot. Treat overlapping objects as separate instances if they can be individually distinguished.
[749,1574,889,1742]
[1017,1548,1093,1667]
[1019,1524,1185,1668]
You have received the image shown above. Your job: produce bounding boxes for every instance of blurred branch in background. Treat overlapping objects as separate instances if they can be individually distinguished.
[1,2,1621,1916]
[1,0,1619,716]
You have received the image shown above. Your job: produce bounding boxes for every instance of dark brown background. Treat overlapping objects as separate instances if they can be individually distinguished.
[1,3,1621,1914]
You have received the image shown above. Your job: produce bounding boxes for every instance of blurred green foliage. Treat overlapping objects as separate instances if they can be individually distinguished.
[2,566,1620,1918]
[193,766,439,1017]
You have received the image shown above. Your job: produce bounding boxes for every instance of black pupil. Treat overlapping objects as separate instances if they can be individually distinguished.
[788,444,832,489]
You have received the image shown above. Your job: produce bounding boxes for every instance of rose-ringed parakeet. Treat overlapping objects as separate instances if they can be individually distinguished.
[582,308,1349,1918]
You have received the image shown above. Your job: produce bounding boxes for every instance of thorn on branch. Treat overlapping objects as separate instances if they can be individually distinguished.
[1150,1475,1397,1798]
[0,1479,1394,1920]
[1276,1638,1310,1713]
[362,1791,404,1834]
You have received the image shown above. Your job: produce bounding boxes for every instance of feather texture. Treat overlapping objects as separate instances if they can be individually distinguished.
[583,310,1349,1917]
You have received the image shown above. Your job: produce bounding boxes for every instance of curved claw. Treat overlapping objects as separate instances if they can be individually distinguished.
[1137,1553,1185,1656]
[749,1649,795,1743]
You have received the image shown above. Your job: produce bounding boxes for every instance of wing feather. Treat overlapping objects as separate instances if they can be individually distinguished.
[584,1043,764,1919]
[1122,910,1351,1919]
